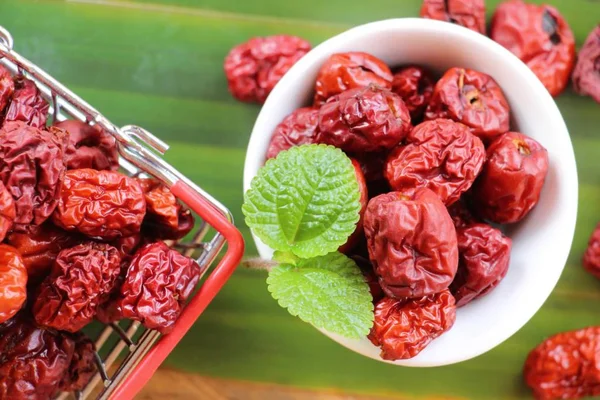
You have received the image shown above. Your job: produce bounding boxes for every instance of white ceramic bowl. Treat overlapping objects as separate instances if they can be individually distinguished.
[243,18,578,367]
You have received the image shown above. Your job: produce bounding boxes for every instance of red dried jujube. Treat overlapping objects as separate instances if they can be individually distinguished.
[224,35,311,104]
[54,119,119,171]
[472,131,549,224]
[314,52,393,105]
[266,107,319,159]
[4,76,49,128]
[33,242,122,332]
[317,85,412,153]
[0,244,27,324]
[425,67,510,141]
[524,327,600,400]
[572,25,600,104]
[385,118,485,205]
[447,199,478,230]
[0,121,67,231]
[391,65,435,121]
[420,0,486,34]
[0,181,16,242]
[53,169,146,240]
[583,223,600,279]
[0,65,14,114]
[59,333,97,392]
[99,242,201,334]
[0,315,75,400]
[450,223,512,307]
[490,0,575,97]
[368,290,456,360]
[364,188,459,299]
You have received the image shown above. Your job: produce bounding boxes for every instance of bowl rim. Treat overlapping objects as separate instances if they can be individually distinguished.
[243,17,578,367]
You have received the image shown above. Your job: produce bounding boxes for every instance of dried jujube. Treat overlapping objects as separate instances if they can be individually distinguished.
[490,0,575,96]
[0,65,14,113]
[59,333,97,392]
[572,25,600,104]
[33,242,122,332]
[450,223,512,307]
[447,199,478,230]
[0,121,67,231]
[3,75,49,128]
[0,244,27,324]
[368,290,456,360]
[54,119,119,171]
[425,67,510,141]
[224,35,311,103]
[266,107,319,159]
[0,180,16,242]
[53,169,146,240]
[524,327,600,400]
[364,189,458,299]
[391,65,435,121]
[583,223,600,279]
[385,118,485,205]
[314,52,393,105]
[317,85,412,153]
[472,131,549,224]
[420,0,486,34]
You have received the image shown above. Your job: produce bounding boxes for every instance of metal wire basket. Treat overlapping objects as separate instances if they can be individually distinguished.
[0,26,245,400]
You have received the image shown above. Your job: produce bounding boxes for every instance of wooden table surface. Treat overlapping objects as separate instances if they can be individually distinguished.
[1,0,599,399]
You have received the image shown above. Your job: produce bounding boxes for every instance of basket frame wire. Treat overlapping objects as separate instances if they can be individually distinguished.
[0,26,243,400]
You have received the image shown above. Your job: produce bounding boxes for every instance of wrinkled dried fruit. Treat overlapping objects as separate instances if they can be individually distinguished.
[53,168,146,240]
[447,199,478,230]
[0,65,14,114]
[450,223,512,307]
[317,85,412,153]
[351,255,384,303]
[472,131,549,224]
[54,119,119,171]
[425,68,510,141]
[224,35,311,103]
[0,181,15,242]
[99,242,201,333]
[573,25,600,104]
[0,121,67,231]
[0,245,27,324]
[490,0,575,96]
[266,107,319,159]
[368,290,456,360]
[524,327,600,400]
[364,189,458,298]
[138,178,194,240]
[583,223,600,279]
[314,52,393,105]
[339,159,369,254]
[385,119,485,205]
[59,333,97,392]
[112,233,143,258]
[6,223,83,284]
[0,315,75,400]
[420,0,486,34]
[391,65,435,121]
[3,76,49,128]
[33,242,122,332]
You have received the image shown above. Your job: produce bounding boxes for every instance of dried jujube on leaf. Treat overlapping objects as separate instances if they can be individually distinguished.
[490,0,575,96]
[317,85,412,153]
[54,119,119,171]
[450,223,512,307]
[524,327,600,400]
[583,223,600,279]
[368,290,456,360]
[224,35,311,103]
[33,242,122,332]
[266,107,319,159]
[338,159,368,254]
[53,169,146,240]
[314,52,393,105]
[420,0,486,34]
[59,333,97,392]
[98,242,201,334]
[391,65,435,121]
[3,76,49,128]
[572,25,600,104]
[0,65,15,114]
[0,121,67,232]
[472,131,549,224]
[0,315,75,400]
[425,68,510,141]
[364,189,458,299]
[0,244,27,324]
[385,118,485,205]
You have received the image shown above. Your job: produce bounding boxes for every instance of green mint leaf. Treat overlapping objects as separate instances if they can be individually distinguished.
[272,251,299,265]
[267,252,373,339]
[243,144,360,258]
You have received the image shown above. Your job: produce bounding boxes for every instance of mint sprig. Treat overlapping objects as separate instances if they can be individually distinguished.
[242,144,361,259]
[267,252,373,339]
